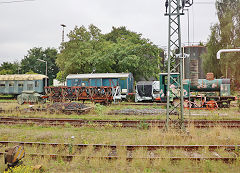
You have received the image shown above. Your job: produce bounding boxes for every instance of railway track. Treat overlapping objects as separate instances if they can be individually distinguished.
[0,141,239,151]
[0,116,240,128]
[0,141,239,162]
[0,152,237,162]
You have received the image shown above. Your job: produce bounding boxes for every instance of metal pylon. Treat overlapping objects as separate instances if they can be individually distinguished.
[164,0,193,130]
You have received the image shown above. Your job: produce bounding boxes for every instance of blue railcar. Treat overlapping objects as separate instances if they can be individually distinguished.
[66,73,134,99]
[0,74,48,95]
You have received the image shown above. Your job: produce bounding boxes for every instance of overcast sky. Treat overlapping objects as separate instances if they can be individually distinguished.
[0,0,218,64]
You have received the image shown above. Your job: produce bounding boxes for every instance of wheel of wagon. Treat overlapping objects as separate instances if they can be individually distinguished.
[206,100,218,110]
[17,95,24,105]
[217,101,223,108]
[48,108,55,114]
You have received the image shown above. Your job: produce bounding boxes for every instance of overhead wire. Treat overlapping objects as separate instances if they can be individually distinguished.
[0,0,35,4]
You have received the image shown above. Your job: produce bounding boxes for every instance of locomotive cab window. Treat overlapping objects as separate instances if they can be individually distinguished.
[163,76,167,85]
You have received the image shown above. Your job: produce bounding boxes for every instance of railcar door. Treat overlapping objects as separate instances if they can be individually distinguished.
[102,78,118,87]
[18,81,24,93]
[26,81,34,91]
[8,81,14,94]
[90,79,102,87]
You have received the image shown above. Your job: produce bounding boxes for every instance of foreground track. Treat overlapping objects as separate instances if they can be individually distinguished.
[1,141,239,151]
[0,117,240,128]
[0,152,237,162]
[0,141,239,162]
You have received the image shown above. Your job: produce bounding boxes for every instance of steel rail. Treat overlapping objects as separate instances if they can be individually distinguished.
[2,116,240,123]
[0,152,237,162]
[0,141,239,151]
[1,117,240,128]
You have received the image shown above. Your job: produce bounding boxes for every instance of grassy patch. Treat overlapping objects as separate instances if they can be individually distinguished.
[1,102,240,121]
[0,125,240,145]
[0,155,239,173]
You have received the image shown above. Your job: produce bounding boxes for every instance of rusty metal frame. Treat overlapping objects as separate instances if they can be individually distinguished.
[45,86,114,104]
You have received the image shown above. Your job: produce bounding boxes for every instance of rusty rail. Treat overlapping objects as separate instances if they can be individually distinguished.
[0,152,237,162]
[0,117,240,128]
[0,141,239,162]
[0,141,239,151]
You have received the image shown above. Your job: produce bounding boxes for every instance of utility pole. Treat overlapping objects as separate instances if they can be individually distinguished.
[37,59,48,87]
[61,24,66,43]
[164,0,193,130]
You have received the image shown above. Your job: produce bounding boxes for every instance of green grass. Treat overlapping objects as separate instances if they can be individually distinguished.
[0,99,17,103]
[1,156,240,173]
[0,125,240,145]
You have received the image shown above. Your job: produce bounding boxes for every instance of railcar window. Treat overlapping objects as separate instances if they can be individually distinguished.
[0,84,5,87]
[164,76,167,85]
[9,83,14,87]
[18,83,24,87]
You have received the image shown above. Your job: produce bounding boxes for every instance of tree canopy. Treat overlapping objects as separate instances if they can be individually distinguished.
[202,0,240,87]
[0,62,19,75]
[57,25,163,81]
[21,47,59,85]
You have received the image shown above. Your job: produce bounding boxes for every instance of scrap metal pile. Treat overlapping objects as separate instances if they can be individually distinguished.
[47,102,90,114]
[45,86,114,104]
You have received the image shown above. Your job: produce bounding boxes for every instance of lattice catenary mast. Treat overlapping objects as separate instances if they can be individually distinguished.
[164,0,193,130]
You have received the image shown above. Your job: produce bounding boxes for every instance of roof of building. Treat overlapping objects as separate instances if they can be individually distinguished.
[0,74,48,81]
[66,73,132,79]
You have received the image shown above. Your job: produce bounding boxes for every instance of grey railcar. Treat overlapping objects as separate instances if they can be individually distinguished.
[0,74,48,95]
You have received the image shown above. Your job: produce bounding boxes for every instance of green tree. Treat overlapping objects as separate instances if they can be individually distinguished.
[202,24,222,78]
[21,47,59,85]
[57,25,163,81]
[0,62,19,74]
[202,0,240,87]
